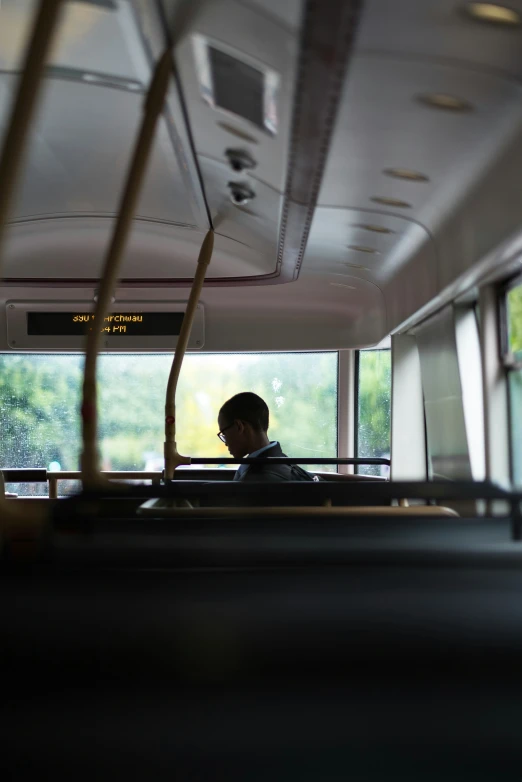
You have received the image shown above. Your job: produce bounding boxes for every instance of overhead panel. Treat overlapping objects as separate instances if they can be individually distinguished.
[173,0,296,282]
[173,0,362,285]
[0,0,276,282]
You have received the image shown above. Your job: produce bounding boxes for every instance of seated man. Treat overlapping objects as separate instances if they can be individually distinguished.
[217,392,317,482]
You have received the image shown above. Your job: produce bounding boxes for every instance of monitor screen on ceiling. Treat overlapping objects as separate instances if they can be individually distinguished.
[209,46,265,129]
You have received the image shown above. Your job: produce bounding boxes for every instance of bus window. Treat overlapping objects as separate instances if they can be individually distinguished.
[0,351,338,494]
[356,349,391,477]
[503,279,522,485]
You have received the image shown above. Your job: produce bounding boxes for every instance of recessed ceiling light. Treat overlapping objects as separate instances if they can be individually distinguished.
[337,263,368,270]
[81,72,142,91]
[348,245,380,254]
[355,224,395,234]
[330,282,357,290]
[384,167,429,182]
[464,3,521,25]
[417,93,473,112]
[371,196,411,208]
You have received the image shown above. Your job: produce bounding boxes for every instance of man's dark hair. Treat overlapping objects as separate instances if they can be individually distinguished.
[219,392,269,432]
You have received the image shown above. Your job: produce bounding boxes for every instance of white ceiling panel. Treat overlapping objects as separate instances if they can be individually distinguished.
[303,208,426,277]
[357,0,522,79]
[235,0,302,31]
[2,220,275,280]
[0,75,196,225]
[0,0,147,81]
[319,55,522,219]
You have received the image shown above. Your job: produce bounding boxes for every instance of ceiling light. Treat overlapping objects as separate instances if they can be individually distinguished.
[81,73,143,91]
[337,263,367,270]
[417,93,473,111]
[329,282,357,290]
[355,224,395,234]
[348,245,380,254]
[370,196,411,208]
[464,3,521,25]
[384,168,429,182]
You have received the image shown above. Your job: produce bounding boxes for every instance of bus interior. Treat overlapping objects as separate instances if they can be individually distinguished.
[1,1,522,779]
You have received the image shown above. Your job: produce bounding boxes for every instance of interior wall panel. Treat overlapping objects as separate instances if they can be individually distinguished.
[414,305,472,480]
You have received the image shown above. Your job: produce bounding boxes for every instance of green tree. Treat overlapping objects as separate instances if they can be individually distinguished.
[357,350,391,476]
[508,284,522,358]
[0,352,339,488]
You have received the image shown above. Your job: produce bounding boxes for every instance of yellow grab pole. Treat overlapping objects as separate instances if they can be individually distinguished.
[0,0,64,529]
[164,230,214,480]
[0,0,64,254]
[80,51,172,488]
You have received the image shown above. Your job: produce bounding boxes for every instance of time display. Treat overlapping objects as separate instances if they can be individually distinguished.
[26,312,185,337]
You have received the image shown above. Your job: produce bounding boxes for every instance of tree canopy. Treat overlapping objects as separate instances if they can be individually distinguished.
[508,283,522,358]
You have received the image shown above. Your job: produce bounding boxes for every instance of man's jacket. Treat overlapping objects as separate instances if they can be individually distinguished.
[234,442,319,482]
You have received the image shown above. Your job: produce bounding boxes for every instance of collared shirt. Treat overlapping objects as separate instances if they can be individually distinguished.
[233,441,279,481]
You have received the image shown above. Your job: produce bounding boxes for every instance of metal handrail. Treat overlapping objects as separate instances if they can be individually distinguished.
[2,458,390,499]
[80,51,173,487]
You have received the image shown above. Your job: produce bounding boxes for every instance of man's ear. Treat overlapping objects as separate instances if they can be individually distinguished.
[236,419,245,434]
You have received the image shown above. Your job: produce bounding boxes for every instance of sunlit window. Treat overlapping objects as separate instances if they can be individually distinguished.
[504,280,522,485]
[506,282,522,360]
[0,352,338,494]
[356,349,391,477]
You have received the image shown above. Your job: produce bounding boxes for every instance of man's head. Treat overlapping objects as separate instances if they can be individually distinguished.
[218,392,270,458]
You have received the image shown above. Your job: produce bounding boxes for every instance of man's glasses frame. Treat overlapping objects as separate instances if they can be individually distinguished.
[217,422,235,443]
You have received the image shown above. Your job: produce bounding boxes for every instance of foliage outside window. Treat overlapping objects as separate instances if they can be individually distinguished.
[507,283,522,360]
[505,281,522,485]
[0,352,338,494]
[356,349,391,477]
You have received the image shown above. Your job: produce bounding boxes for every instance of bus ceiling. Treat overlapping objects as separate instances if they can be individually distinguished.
[0,0,522,351]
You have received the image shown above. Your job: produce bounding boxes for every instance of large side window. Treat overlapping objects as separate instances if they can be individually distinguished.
[0,352,338,494]
[356,349,391,476]
[502,278,522,485]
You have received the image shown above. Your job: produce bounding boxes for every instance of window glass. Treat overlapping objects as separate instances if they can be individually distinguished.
[0,352,338,494]
[357,349,391,477]
[507,282,522,360]
[504,281,522,485]
[508,369,522,486]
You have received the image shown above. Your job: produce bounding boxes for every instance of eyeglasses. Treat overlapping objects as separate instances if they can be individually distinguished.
[217,422,235,443]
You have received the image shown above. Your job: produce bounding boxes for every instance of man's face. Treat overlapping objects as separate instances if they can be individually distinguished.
[218,414,249,459]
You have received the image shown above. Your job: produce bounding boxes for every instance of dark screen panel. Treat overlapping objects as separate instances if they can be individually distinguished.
[209,47,264,128]
[26,312,185,337]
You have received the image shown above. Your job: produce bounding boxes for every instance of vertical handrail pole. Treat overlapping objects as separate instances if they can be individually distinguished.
[80,51,172,488]
[0,0,64,524]
[164,230,214,481]
[0,0,64,254]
